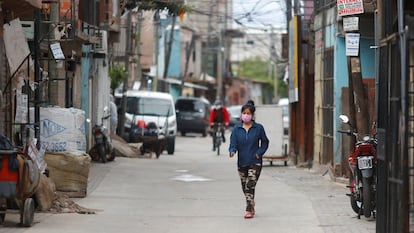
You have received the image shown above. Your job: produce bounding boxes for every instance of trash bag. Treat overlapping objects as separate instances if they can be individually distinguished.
[0,133,14,150]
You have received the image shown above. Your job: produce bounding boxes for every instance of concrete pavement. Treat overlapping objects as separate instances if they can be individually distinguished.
[0,133,375,233]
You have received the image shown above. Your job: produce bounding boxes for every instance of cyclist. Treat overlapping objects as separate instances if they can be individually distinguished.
[209,99,230,151]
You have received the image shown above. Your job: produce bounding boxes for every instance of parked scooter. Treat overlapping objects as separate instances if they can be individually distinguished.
[338,114,377,218]
[90,107,115,163]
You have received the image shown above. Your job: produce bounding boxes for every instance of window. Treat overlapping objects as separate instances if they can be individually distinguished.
[126,97,173,116]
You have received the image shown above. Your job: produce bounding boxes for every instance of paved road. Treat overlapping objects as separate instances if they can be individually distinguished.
[1,132,375,233]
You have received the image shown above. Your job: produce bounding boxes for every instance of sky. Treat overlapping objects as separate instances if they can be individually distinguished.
[232,0,287,30]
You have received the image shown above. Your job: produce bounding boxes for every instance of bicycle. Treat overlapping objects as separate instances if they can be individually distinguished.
[212,123,224,155]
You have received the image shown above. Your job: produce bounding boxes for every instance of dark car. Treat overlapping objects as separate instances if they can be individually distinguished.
[175,97,211,137]
[228,105,242,129]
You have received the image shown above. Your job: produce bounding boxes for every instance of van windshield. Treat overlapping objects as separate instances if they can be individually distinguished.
[126,97,173,116]
[176,100,204,112]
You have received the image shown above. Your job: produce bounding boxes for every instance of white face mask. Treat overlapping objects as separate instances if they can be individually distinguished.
[241,113,252,123]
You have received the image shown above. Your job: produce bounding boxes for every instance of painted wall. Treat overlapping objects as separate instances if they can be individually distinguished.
[81,44,92,147]
[167,25,181,78]
[334,37,375,164]
[140,11,155,70]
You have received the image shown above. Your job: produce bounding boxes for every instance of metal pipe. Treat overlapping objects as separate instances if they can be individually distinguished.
[34,9,41,148]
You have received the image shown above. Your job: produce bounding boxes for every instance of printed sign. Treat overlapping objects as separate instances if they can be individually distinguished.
[346,33,360,56]
[343,17,359,31]
[50,43,65,60]
[337,0,364,16]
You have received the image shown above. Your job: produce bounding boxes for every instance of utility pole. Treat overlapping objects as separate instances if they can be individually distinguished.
[286,0,292,26]
[204,3,214,82]
[136,10,143,89]
[270,27,279,103]
[223,0,228,100]
[153,10,160,91]
[118,10,131,137]
[216,29,223,100]
[216,0,224,100]
[180,34,195,96]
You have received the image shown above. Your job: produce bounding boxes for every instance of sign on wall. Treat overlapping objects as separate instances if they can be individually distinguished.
[343,17,359,32]
[345,33,360,56]
[337,0,364,16]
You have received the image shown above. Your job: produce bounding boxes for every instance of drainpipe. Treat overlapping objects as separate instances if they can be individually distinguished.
[48,2,58,105]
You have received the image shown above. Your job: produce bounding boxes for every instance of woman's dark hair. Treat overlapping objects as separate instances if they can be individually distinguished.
[241,100,255,114]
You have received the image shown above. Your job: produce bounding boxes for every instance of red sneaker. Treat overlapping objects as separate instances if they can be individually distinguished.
[244,212,254,219]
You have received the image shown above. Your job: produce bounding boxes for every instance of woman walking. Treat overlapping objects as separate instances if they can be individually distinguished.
[229,100,269,219]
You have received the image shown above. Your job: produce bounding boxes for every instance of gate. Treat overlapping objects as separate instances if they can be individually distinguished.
[376,1,414,232]
[321,48,334,164]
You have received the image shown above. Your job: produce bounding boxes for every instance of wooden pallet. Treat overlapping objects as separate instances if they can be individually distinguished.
[263,155,288,166]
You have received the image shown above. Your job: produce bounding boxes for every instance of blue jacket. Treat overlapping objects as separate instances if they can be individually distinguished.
[229,121,269,167]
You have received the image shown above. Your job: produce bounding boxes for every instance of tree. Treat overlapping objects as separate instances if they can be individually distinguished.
[237,56,288,98]
[109,65,127,94]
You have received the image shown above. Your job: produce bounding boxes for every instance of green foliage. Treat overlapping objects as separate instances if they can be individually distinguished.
[122,0,192,15]
[109,65,127,92]
[277,79,288,98]
[237,56,288,98]
[238,57,269,81]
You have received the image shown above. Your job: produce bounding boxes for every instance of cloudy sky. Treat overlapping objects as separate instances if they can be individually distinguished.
[232,0,287,28]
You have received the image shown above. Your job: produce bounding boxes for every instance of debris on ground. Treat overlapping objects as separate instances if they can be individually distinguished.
[44,192,100,214]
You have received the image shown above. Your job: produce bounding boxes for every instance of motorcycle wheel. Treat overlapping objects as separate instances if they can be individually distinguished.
[98,145,107,163]
[362,177,372,218]
[349,174,363,214]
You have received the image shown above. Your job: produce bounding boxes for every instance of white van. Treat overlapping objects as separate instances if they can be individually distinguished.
[120,90,177,155]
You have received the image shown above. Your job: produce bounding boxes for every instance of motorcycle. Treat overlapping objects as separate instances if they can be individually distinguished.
[338,114,377,219]
[90,107,115,163]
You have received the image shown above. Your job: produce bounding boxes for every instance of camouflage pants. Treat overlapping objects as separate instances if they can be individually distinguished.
[238,164,262,212]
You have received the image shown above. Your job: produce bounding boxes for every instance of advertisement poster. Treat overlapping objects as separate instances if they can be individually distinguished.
[345,33,360,56]
[337,0,364,16]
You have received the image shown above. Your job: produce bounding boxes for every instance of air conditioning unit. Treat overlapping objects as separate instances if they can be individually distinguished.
[94,30,108,54]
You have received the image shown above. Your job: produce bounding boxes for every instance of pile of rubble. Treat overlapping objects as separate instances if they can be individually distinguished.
[45,192,98,214]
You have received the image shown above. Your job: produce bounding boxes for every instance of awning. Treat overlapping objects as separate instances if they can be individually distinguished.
[198,73,216,83]
[162,78,208,91]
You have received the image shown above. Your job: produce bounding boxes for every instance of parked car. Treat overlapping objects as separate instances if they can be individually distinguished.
[228,105,242,129]
[175,97,211,137]
[118,90,177,155]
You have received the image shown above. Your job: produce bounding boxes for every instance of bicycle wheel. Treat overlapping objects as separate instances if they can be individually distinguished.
[216,132,221,155]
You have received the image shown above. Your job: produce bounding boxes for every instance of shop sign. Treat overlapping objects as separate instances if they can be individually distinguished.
[337,0,364,16]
